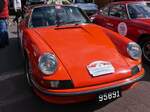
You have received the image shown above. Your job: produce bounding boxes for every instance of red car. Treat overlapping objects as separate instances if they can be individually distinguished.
[92,1,150,62]
[18,5,144,104]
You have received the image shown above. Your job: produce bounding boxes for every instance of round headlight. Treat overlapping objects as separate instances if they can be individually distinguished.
[127,42,142,60]
[38,53,57,75]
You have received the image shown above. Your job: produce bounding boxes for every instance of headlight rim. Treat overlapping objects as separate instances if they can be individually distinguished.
[127,42,142,60]
[38,52,58,75]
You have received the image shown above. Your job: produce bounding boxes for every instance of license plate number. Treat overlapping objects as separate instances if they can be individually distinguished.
[98,90,121,102]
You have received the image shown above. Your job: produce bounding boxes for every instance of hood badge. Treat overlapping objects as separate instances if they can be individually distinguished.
[87,61,115,77]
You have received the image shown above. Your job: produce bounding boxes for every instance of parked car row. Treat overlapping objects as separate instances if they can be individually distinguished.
[17,1,145,104]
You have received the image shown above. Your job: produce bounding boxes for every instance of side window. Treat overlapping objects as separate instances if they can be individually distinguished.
[101,6,109,16]
[128,5,137,19]
[109,4,128,19]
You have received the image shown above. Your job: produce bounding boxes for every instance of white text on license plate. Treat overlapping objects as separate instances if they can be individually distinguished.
[98,90,121,102]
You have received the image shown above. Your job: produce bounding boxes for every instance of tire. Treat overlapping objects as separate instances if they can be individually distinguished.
[24,53,32,87]
[140,38,150,63]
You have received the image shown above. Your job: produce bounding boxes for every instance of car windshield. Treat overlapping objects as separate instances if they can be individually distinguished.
[128,3,150,19]
[29,6,91,28]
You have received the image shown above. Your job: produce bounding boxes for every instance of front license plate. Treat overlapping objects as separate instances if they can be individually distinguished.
[98,89,121,102]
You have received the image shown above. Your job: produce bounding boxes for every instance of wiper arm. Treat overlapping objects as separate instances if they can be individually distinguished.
[56,20,82,27]
[65,20,81,24]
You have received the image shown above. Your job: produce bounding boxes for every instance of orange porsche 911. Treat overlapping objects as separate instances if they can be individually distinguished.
[18,5,144,104]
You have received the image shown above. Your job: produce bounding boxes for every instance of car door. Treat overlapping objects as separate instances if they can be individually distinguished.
[105,4,129,36]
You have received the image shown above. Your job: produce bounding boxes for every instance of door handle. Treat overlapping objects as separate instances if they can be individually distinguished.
[106,23,114,27]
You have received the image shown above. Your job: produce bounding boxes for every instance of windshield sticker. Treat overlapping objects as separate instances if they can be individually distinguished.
[87,61,115,77]
[117,22,127,36]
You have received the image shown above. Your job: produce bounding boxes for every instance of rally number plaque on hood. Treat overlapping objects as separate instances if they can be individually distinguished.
[87,61,115,77]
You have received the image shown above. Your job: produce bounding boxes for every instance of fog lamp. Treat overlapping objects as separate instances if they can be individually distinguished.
[41,80,74,89]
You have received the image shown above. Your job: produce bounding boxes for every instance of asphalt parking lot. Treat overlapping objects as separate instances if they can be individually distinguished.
[0,21,150,112]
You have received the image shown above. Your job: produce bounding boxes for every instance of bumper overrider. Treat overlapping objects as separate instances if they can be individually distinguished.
[31,70,144,97]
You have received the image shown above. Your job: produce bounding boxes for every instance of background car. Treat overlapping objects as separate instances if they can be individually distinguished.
[18,5,144,104]
[71,0,98,16]
[92,1,150,63]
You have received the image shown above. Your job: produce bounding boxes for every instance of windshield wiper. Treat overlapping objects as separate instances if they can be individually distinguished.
[65,20,81,24]
[56,20,82,27]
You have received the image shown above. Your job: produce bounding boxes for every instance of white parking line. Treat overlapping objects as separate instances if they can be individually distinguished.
[0,70,24,81]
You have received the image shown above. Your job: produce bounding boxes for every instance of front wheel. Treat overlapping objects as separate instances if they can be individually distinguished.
[24,54,32,87]
[140,40,150,63]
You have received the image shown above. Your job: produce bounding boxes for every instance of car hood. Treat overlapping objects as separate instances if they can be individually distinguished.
[33,24,131,88]
[74,3,98,10]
